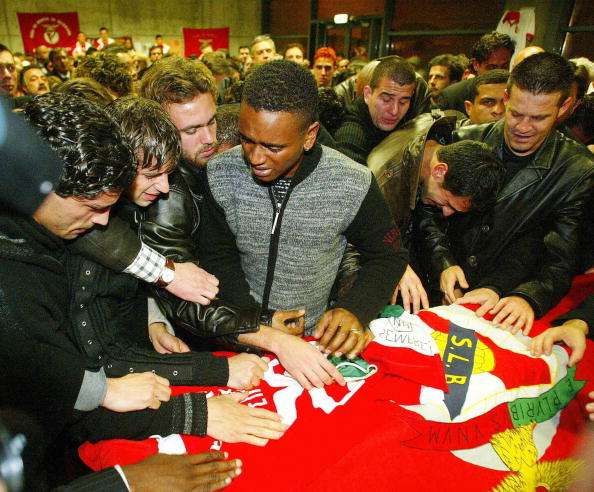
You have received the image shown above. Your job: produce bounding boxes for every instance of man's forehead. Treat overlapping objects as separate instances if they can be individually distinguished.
[477,83,506,98]
[315,57,334,66]
[507,85,563,110]
[430,65,448,74]
[166,94,216,122]
[25,68,44,78]
[75,190,121,206]
[0,50,14,63]
[254,40,274,51]
[373,77,415,96]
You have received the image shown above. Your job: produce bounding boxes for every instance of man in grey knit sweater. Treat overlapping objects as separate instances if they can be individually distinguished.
[199,60,408,390]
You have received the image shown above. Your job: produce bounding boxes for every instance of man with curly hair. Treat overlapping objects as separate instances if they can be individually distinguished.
[199,60,408,390]
[75,51,133,97]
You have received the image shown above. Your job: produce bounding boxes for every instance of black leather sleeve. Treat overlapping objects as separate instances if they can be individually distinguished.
[508,171,594,317]
[69,213,142,272]
[415,203,459,279]
[151,289,261,343]
[140,170,199,262]
[139,171,262,344]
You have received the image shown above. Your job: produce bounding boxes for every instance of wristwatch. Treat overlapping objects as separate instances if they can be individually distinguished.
[155,258,175,288]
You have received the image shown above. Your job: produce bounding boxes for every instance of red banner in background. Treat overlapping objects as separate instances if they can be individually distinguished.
[182,27,229,58]
[17,12,80,54]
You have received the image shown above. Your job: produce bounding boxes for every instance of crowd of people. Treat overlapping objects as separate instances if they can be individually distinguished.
[0,26,594,491]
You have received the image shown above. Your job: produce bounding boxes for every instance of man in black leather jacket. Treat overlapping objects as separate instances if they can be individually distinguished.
[421,52,594,333]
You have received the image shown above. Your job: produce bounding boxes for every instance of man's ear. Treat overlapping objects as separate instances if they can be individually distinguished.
[363,85,372,104]
[463,100,473,117]
[431,162,448,182]
[503,88,510,104]
[557,95,574,121]
[304,121,320,151]
[471,58,479,74]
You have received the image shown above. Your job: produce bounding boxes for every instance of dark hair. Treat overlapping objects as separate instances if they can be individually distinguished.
[469,69,509,100]
[201,53,234,77]
[223,79,244,104]
[566,93,594,145]
[0,43,12,54]
[75,52,133,97]
[508,52,574,104]
[438,140,505,212]
[472,31,515,64]
[242,59,318,128]
[370,57,416,89]
[21,92,135,198]
[140,56,217,104]
[155,34,163,38]
[318,87,345,134]
[570,62,590,101]
[149,45,163,55]
[53,77,114,107]
[48,48,66,63]
[99,27,108,32]
[216,103,241,147]
[428,54,465,83]
[107,95,180,172]
[284,43,304,58]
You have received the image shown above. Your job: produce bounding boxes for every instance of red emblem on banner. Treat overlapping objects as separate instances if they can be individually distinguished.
[17,12,80,54]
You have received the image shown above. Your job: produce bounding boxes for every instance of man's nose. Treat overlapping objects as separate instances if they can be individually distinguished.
[442,206,456,217]
[92,209,110,226]
[248,144,266,165]
[156,173,169,194]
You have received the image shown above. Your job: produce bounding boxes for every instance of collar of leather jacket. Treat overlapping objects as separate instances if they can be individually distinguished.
[454,119,559,171]
[454,119,570,202]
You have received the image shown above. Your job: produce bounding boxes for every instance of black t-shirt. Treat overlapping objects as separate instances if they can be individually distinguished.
[501,142,534,184]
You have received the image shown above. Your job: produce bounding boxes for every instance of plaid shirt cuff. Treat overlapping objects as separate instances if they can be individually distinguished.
[123,242,166,283]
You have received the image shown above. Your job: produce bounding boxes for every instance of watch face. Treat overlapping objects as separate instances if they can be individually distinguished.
[162,267,175,283]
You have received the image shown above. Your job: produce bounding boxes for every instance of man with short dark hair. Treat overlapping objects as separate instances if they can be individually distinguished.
[0,44,17,97]
[238,45,250,64]
[47,48,71,82]
[424,52,594,333]
[427,54,464,104]
[199,60,408,389]
[335,57,423,164]
[148,45,163,64]
[216,103,241,152]
[73,31,92,58]
[155,34,170,54]
[564,93,594,149]
[435,31,515,113]
[284,43,306,66]
[368,114,505,311]
[95,27,115,50]
[19,65,49,96]
[463,69,509,124]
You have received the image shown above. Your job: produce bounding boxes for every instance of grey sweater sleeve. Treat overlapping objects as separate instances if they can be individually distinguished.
[74,368,107,411]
